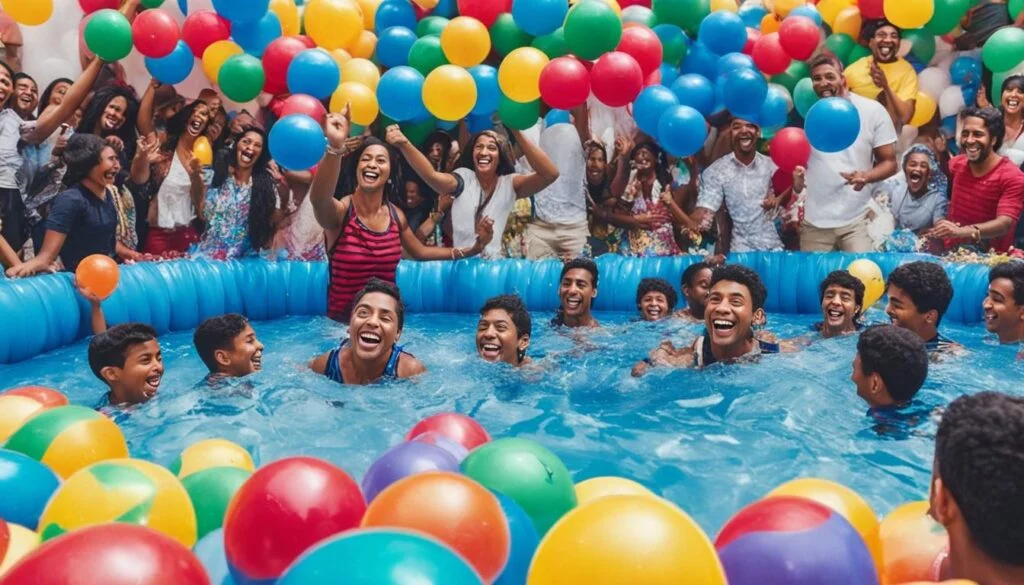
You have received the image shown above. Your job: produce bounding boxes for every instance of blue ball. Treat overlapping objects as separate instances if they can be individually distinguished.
[231,11,281,57]
[658,105,707,157]
[145,40,194,85]
[470,65,500,115]
[950,56,982,86]
[680,41,719,81]
[377,26,417,68]
[787,5,822,26]
[0,448,60,530]
[544,108,571,126]
[699,11,747,56]
[722,67,768,119]
[716,52,756,78]
[634,85,680,136]
[378,66,428,121]
[671,73,715,116]
[738,3,768,28]
[757,85,790,131]
[376,0,417,32]
[805,97,861,153]
[512,0,568,37]
[653,24,690,67]
[194,528,235,585]
[212,0,269,25]
[659,63,680,86]
[493,492,540,585]
[434,0,457,17]
[467,113,494,133]
[269,115,327,170]
[287,49,340,99]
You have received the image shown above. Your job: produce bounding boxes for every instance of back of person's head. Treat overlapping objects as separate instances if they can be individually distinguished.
[936,392,1024,566]
[857,325,928,403]
[682,261,712,289]
[561,257,599,289]
[710,265,767,311]
[62,133,108,186]
[88,323,158,381]
[352,278,405,331]
[959,106,1006,152]
[636,278,678,310]
[887,261,954,324]
[820,270,866,317]
[480,294,532,338]
[194,314,251,372]
[990,262,1024,306]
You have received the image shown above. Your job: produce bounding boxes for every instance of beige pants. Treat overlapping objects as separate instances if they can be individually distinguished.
[799,217,874,252]
[525,219,590,259]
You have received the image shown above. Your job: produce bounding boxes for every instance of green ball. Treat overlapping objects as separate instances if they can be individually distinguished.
[824,33,855,65]
[498,95,540,130]
[218,54,265,103]
[564,0,622,60]
[460,437,577,535]
[903,29,936,64]
[532,27,569,59]
[401,116,438,146]
[770,60,808,94]
[653,0,709,38]
[622,5,659,28]
[140,0,165,6]
[182,467,251,540]
[983,27,1024,73]
[845,44,871,67]
[417,15,449,37]
[408,35,449,75]
[793,77,819,118]
[84,9,133,62]
[925,0,971,35]
[658,24,689,66]
[1012,0,1024,19]
[491,13,534,57]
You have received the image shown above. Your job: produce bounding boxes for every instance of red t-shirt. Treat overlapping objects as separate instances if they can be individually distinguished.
[947,154,1024,252]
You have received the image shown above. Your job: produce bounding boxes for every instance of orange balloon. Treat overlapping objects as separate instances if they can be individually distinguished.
[75,255,120,301]
[330,82,379,125]
[832,6,863,39]
[817,0,854,28]
[761,13,782,34]
[880,501,949,584]
[193,136,213,166]
[350,30,377,59]
[1,386,69,408]
[361,471,511,584]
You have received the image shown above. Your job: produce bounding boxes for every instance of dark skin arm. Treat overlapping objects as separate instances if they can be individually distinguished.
[5,230,65,277]
[839,143,898,191]
[395,205,494,260]
[0,233,20,269]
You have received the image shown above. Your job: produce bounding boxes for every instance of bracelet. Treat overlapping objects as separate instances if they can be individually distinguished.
[325,145,347,157]
[971,225,982,242]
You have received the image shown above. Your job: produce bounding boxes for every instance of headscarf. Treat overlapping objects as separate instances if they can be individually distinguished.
[903,144,947,196]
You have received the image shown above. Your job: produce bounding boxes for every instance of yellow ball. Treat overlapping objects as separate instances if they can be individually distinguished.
[816,0,854,29]
[331,48,354,67]
[711,0,739,12]
[270,0,301,36]
[3,405,129,480]
[331,82,379,125]
[848,259,885,308]
[169,438,255,479]
[203,40,243,84]
[832,6,862,39]
[884,0,933,29]
[527,495,727,585]
[441,16,491,68]
[0,395,44,443]
[355,0,384,29]
[305,0,365,51]
[575,477,655,506]
[771,0,802,17]
[910,92,937,128]
[0,524,40,577]
[879,501,949,584]
[350,30,378,60]
[1,0,53,26]
[423,65,477,121]
[341,58,381,90]
[499,47,549,104]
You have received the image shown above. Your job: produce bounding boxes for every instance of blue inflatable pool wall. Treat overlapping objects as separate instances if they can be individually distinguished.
[0,252,992,364]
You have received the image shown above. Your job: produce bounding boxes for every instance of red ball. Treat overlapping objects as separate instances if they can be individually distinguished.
[456,0,511,27]
[132,9,181,59]
[406,413,491,451]
[0,524,208,585]
[1,386,68,408]
[182,10,231,58]
[280,94,327,124]
[295,35,318,49]
[79,0,119,13]
[617,25,663,78]
[539,56,591,110]
[223,456,366,584]
[620,0,651,5]
[752,32,791,76]
[644,67,661,87]
[858,0,885,19]
[778,16,820,61]
[771,167,794,195]
[262,36,310,95]
[770,127,811,172]
[590,51,644,108]
[743,27,760,56]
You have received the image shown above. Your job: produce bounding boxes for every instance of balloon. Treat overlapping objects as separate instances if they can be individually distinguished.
[532,28,569,59]
[858,0,884,18]
[361,441,460,503]
[269,115,328,170]
[917,67,952,101]
[845,44,871,67]
[280,94,328,123]
[825,33,856,64]
[903,28,936,64]
[232,11,282,57]
[422,64,477,121]
[789,4,823,25]
[0,386,67,408]
[712,0,738,11]
[847,259,885,307]
[512,0,567,36]
[590,51,644,108]
[288,49,340,99]
[270,0,301,35]
[949,56,982,86]
[761,13,781,34]
[884,0,932,28]
[575,477,655,505]
[738,2,767,28]
[618,25,663,77]
[218,54,265,103]
[0,449,61,530]
[910,91,937,128]
[0,523,40,576]
[183,467,251,540]
[657,104,707,156]
[926,0,970,35]
[722,67,768,119]
[770,127,810,172]
[193,137,214,166]
[304,0,363,51]
[752,32,791,76]
[778,16,819,61]
[717,52,755,77]
[146,41,195,85]
[544,108,570,126]
[680,41,718,81]
[816,0,854,27]
[623,5,659,28]
[457,0,512,27]
[193,528,233,585]
[633,85,679,136]
[698,11,746,56]
[938,84,965,119]
[670,73,715,116]
[493,492,539,585]
[983,27,1024,73]
[758,84,790,130]
[213,0,270,24]
[499,47,549,103]
[470,65,501,115]
[564,0,623,60]
[793,77,818,117]
[131,9,181,59]
[331,81,379,125]
[771,59,808,94]
[653,0,709,37]
[659,62,680,86]
[418,15,451,37]
[490,13,534,57]
[2,0,53,26]
[377,26,417,67]
[376,0,418,30]
[169,438,255,478]
[539,56,591,110]
[879,501,949,584]
[378,66,428,121]
[408,35,450,75]
[262,36,309,94]
[332,48,354,67]
[73,254,120,300]
[183,10,232,58]
[203,40,243,83]
[85,9,134,62]
[805,97,860,153]
[831,6,862,39]
[771,0,801,17]
[355,0,384,28]
[498,95,540,130]
[440,16,491,67]
[654,24,689,66]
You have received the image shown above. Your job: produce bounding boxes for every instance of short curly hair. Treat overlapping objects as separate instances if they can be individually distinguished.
[636,278,678,311]
[990,262,1024,306]
[710,264,767,311]
[88,323,158,381]
[936,392,1024,566]
[820,270,866,318]
[480,294,532,338]
[682,261,712,289]
[194,314,251,372]
[887,261,954,325]
[857,325,928,403]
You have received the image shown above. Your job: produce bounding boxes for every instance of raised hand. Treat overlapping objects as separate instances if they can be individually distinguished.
[324,104,351,149]
[384,124,409,148]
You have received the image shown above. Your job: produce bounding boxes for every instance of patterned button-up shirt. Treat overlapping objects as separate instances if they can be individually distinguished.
[697,152,783,252]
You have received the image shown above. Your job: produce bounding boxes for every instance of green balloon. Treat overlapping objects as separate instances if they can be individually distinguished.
[903,29,936,64]
[793,77,819,118]
[141,0,165,6]
[564,0,622,60]
[491,13,534,57]
[460,438,577,536]
[84,9,133,62]
[218,54,265,103]
[622,5,659,28]
[983,27,1024,73]
[771,60,809,95]
[498,96,540,130]
[532,28,569,59]
[350,123,366,137]
[408,35,449,75]
[1012,0,1024,19]
[417,15,449,37]
[401,116,438,146]
[824,33,855,65]
[183,467,251,540]
[658,24,688,66]
[845,44,871,67]
[925,0,971,35]
[653,0,709,38]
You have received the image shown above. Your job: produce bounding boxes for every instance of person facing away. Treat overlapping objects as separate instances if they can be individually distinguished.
[851,324,928,409]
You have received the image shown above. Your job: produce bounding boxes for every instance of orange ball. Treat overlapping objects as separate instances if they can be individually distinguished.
[880,501,949,584]
[75,255,120,301]
[1,386,68,408]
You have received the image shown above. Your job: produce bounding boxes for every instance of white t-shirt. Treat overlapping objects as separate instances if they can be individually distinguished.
[155,155,196,229]
[533,124,587,225]
[804,93,898,229]
[451,167,517,259]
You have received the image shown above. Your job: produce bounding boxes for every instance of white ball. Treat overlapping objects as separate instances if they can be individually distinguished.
[938,84,966,119]
[917,67,952,101]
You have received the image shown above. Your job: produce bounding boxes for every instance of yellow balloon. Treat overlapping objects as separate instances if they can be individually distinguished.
[350,30,378,60]
[771,0,802,18]
[192,137,214,167]
[761,13,781,34]
[355,0,383,29]
[203,40,243,84]
[270,0,301,36]
[884,0,933,30]
[423,65,477,121]
[0,524,40,576]
[816,0,854,29]
[910,91,937,128]
[331,48,354,67]
[575,477,655,506]
[413,0,440,8]
[341,58,381,90]
[848,258,885,308]
[711,0,739,12]
[170,438,255,479]
[305,0,365,51]
[499,47,549,103]
[331,81,379,125]
[879,501,949,584]
[570,0,621,18]
[441,16,492,68]
[1,0,53,26]
[832,6,863,38]
[0,395,43,443]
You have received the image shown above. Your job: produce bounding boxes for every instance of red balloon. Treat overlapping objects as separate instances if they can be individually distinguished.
[617,26,663,78]
[743,27,760,56]
[406,413,491,451]
[0,524,208,585]
[132,9,181,59]
[644,67,661,86]
[620,0,651,5]
[752,32,791,75]
[182,10,231,58]
[295,35,318,49]
[280,94,327,123]
[262,36,309,95]
[539,56,592,110]
[771,167,794,194]
[778,16,820,61]
[858,0,885,19]
[770,127,811,172]
[223,457,366,584]
[456,0,511,27]
[1,386,68,408]
[590,51,644,108]
[79,0,119,13]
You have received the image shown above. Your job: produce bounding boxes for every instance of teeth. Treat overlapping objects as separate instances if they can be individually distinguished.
[359,333,381,343]
[483,344,500,351]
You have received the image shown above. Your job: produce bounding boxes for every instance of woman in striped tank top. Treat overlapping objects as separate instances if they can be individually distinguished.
[310,108,494,322]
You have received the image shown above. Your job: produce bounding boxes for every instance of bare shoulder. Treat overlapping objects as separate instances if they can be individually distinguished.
[398,352,427,378]
[309,351,330,375]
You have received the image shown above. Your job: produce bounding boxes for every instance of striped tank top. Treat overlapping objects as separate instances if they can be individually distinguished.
[327,202,403,322]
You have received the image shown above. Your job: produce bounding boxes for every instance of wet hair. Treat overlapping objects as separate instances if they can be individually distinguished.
[857,324,928,403]
[709,264,767,311]
[636,278,678,311]
[480,294,532,362]
[887,261,954,325]
[194,314,251,372]
[79,86,140,159]
[352,278,405,332]
[808,50,844,74]
[935,391,1024,566]
[87,323,158,381]
[211,126,276,250]
[457,130,517,176]
[1001,75,1024,97]
[682,261,712,289]
[561,257,599,289]
[990,262,1024,306]
[10,73,36,117]
[62,133,110,187]
[341,137,404,205]
[38,77,72,117]
[959,106,1006,152]
[820,270,866,319]
[860,19,901,44]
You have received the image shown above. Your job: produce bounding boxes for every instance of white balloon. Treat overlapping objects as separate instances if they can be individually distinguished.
[932,36,954,66]
[938,84,966,119]
[897,124,919,154]
[917,67,952,101]
[123,50,152,98]
[935,53,956,72]
[769,82,793,112]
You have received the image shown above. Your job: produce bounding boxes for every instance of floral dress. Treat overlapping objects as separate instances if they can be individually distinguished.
[624,176,681,257]
[194,176,259,260]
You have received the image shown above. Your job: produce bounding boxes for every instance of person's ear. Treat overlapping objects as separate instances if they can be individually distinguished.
[592,287,598,299]
[100,366,120,384]
[925,309,940,325]
[754,308,767,326]
[870,372,885,396]
[214,349,232,368]
[518,334,530,353]
[930,477,959,528]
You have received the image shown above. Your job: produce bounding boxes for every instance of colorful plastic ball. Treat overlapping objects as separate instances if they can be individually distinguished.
[564,0,623,60]
[670,73,715,116]
[847,259,885,308]
[280,94,328,123]
[304,0,363,51]
[376,0,418,31]
[758,84,790,131]
[287,49,340,99]
[778,15,819,61]
[223,456,366,585]
[789,4,823,25]
[654,23,689,66]
[633,85,679,137]
[85,9,134,62]
[528,495,726,585]
[408,35,450,75]
[407,414,492,451]
[271,0,301,35]
[146,41,196,85]
[340,58,381,90]
[0,396,45,444]
[0,522,40,576]
[361,441,460,503]
[532,27,569,59]
[131,9,180,59]
[804,96,860,153]
[418,15,450,37]
[423,64,477,121]
[232,11,282,57]
[493,492,539,585]
[332,81,380,125]
[468,65,500,116]
[183,466,252,541]
[457,0,511,28]
[4,405,128,480]
[657,104,707,157]
[883,0,933,30]
[76,254,120,300]
[262,36,310,95]
[653,0,709,36]
[499,47,549,103]
[269,114,327,170]
[575,476,654,506]
[219,54,266,103]
[770,127,810,172]
[879,501,948,584]
[349,29,378,59]
[1,386,67,408]
[752,32,791,76]
[680,41,718,81]
[203,40,244,83]
[490,13,534,57]
[699,11,746,55]
[0,449,60,530]
[722,67,767,119]
[0,524,209,585]
[182,10,232,58]
[716,496,879,585]
[192,528,233,585]
[511,0,567,37]
[539,56,591,110]
[498,96,541,130]
[378,66,428,121]
[409,430,472,462]
[377,26,417,67]
[616,24,663,78]
[440,16,490,67]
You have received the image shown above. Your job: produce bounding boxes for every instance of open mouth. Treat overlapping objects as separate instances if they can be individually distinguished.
[476,155,493,168]
[711,319,736,333]
[361,169,380,182]
[964,144,982,158]
[16,95,33,108]
[103,115,121,131]
[103,169,118,182]
[479,342,502,360]
[357,331,382,350]
[826,307,845,324]
[188,118,205,136]
[645,306,664,319]
[818,88,836,98]
[239,150,255,165]
[251,350,263,370]
[737,135,754,148]
[564,295,583,312]
[1007,98,1021,110]
[877,45,895,60]
[907,170,925,189]
[144,372,162,396]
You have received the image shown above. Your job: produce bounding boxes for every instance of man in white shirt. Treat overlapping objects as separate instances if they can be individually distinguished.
[794,53,898,252]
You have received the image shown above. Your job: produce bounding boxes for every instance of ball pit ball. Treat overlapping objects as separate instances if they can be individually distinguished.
[879,501,949,584]
[0,449,61,530]
[0,523,40,577]
[575,476,655,506]
[406,412,492,450]
[0,396,45,444]
[0,386,68,408]
[494,491,539,585]
[361,440,461,503]
[409,430,471,461]
[182,466,252,540]
[75,254,120,301]
[169,438,256,478]
[3,405,129,479]
[848,258,885,308]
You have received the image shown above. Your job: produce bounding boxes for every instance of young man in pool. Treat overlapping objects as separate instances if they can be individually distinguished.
[636,278,678,322]
[885,261,958,353]
[477,294,532,367]
[674,262,713,322]
[817,270,865,338]
[88,323,164,407]
[983,262,1024,345]
[851,325,928,409]
[310,278,426,384]
[552,258,599,328]
[193,314,265,383]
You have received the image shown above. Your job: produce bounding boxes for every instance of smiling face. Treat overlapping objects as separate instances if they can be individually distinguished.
[404,180,426,209]
[639,291,670,321]
[586,147,607,186]
[109,339,164,404]
[959,115,994,164]
[886,284,933,341]
[230,111,255,136]
[477,308,528,365]
[904,152,931,195]
[730,119,760,156]
[633,145,657,174]
[427,140,446,168]
[811,62,846,98]
[13,77,37,117]
[348,292,401,363]
[87,146,120,188]
[472,134,500,175]
[683,267,713,318]
[1003,84,1024,116]
[0,68,12,106]
[222,324,264,376]
[822,284,861,333]
[869,24,900,64]
[559,268,597,321]
[356,144,391,192]
[101,96,129,134]
[186,103,211,138]
[982,278,1024,340]
[48,81,70,108]
[235,131,263,171]
[704,280,761,350]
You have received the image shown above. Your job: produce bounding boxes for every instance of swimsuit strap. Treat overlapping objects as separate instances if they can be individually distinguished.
[694,335,713,368]
[384,343,404,378]
[757,338,780,354]
[324,339,348,384]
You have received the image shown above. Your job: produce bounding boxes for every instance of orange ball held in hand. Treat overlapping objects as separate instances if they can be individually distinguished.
[193,136,214,166]
[75,255,120,301]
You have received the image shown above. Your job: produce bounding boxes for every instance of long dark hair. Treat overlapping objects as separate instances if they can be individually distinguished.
[38,77,72,117]
[79,86,140,160]
[210,127,276,251]
[62,133,108,187]
[339,137,403,207]
[160,100,209,153]
[457,130,516,176]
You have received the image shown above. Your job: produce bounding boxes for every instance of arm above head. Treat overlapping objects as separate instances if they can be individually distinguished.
[387,125,461,195]
[510,128,559,199]
[25,58,105,144]
[309,110,353,231]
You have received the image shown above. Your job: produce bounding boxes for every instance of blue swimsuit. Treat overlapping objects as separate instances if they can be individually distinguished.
[324,339,406,384]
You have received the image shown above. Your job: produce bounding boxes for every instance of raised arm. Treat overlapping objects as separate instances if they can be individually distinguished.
[25,58,105,144]
[609,136,633,198]
[397,206,494,260]
[309,109,352,231]
[386,125,461,195]
[187,156,207,218]
[571,102,591,145]
[137,80,159,139]
[510,128,559,199]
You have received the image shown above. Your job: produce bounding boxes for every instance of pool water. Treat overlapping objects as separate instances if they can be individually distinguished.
[1,309,1021,534]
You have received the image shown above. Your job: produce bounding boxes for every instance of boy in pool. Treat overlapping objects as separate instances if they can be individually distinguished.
[552,258,600,328]
[636,278,677,322]
[310,278,425,384]
[193,314,265,383]
[983,262,1024,345]
[885,261,958,353]
[88,323,164,407]
[674,261,713,322]
[477,294,532,367]
[817,270,865,338]
[851,325,928,409]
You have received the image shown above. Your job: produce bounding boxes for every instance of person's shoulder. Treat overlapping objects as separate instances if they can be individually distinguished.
[947,154,967,173]
[891,58,918,75]
[848,92,886,114]
[398,351,426,378]
[452,167,475,183]
[996,156,1024,178]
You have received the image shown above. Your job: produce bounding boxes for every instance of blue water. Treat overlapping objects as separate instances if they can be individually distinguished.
[1,309,1021,534]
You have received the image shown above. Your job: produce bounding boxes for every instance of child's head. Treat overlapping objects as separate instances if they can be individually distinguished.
[558,258,599,320]
[885,261,953,341]
[88,323,162,405]
[477,294,532,365]
[852,325,928,408]
[636,278,678,322]
[193,314,264,377]
[984,262,1024,341]
[820,270,865,330]
[705,265,767,348]
[681,262,713,317]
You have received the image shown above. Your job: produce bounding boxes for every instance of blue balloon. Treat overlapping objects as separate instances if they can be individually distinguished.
[194,528,235,585]
[738,3,768,28]
[950,56,982,86]
[670,73,715,116]
[269,114,327,170]
[361,442,460,503]
[0,449,60,530]
[378,66,428,121]
[805,97,861,153]
[659,63,680,86]
[467,113,494,133]
[470,65,500,115]
[232,11,281,57]
[278,530,484,585]
[513,0,568,36]
[653,24,690,67]
[493,493,540,585]
[376,0,417,32]
[145,40,194,85]
[634,85,680,136]
[757,85,789,131]
[658,105,707,156]
[287,49,340,99]
[716,52,756,78]
[179,0,188,15]
[722,67,768,119]
[544,108,571,126]
[377,26,417,68]
[680,41,719,80]
[212,0,269,24]
[438,119,458,131]
[434,0,457,18]
[787,4,822,26]
[962,83,979,108]
[699,11,747,55]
